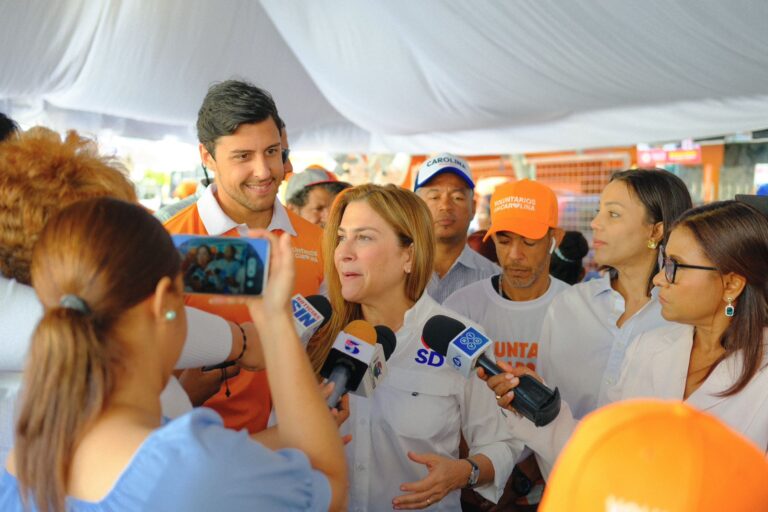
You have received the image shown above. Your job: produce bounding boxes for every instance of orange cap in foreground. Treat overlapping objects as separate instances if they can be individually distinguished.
[540,399,768,512]
[484,179,558,241]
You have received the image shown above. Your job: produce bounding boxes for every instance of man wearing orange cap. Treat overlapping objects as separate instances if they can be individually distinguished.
[445,180,567,373]
[445,179,568,506]
[414,153,499,304]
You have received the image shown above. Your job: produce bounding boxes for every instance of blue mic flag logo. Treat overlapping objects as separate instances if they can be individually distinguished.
[344,339,361,355]
[455,327,489,356]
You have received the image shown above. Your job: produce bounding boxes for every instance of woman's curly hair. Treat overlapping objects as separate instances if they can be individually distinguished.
[0,127,137,284]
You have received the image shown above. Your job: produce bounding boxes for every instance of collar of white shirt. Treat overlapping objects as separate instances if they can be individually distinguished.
[401,292,434,330]
[588,273,661,300]
[588,274,613,298]
[197,183,297,237]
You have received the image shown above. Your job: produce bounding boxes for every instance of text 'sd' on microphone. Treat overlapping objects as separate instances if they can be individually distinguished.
[422,315,561,427]
[291,294,331,346]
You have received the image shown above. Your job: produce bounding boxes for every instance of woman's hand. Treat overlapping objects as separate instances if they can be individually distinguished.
[320,381,353,445]
[392,452,470,509]
[246,230,295,320]
[477,362,543,412]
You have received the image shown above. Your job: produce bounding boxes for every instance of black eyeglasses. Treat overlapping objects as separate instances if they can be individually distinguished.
[281,148,291,164]
[661,255,718,284]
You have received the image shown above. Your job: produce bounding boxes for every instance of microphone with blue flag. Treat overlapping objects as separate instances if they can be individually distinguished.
[422,315,561,426]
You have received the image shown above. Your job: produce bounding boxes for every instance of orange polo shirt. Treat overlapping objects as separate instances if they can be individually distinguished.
[164,185,324,433]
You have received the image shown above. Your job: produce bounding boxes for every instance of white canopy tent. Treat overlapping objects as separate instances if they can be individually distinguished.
[2,0,767,154]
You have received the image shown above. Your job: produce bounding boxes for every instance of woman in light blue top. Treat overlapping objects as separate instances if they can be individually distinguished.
[536,169,693,419]
[0,198,347,512]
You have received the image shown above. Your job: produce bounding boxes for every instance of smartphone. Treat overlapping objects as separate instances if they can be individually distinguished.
[172,235,269,296]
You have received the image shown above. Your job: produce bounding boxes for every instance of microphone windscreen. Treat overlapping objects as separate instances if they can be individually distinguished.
[374,325,397,360]
[421,315,466,356]
[305,295,332,328]
[343,319,377,345]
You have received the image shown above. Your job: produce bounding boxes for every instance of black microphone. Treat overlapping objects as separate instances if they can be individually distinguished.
[374,325,396,360]
[306,295,332,327]
[422,315,561,426]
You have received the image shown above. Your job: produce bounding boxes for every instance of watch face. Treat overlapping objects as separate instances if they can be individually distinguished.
[512,467,533,495]
[467,459,480,487]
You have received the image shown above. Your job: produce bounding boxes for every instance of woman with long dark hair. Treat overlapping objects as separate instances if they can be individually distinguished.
[603,200,768,447]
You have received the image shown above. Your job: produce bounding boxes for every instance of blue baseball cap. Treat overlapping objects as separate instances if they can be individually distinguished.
[414,153,474,190]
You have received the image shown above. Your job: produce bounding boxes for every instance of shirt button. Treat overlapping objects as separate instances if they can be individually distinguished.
[356,464,366,471]
[412,392,419,396]
[605,377,615,385]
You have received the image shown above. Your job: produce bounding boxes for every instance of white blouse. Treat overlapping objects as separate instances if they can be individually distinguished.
[344,293,523,511]
[537,274,672,420]
[507,323,768,479]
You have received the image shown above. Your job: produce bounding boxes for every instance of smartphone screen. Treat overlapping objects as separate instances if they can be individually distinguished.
[172,235,269,296]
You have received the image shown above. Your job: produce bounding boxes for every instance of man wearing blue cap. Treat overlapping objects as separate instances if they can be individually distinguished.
[415,153,499,303]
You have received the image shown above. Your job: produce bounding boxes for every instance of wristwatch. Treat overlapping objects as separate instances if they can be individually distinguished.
[464,457,480,488]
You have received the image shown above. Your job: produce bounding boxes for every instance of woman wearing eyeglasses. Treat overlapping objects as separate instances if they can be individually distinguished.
[484,200,768,460]
[600,200,768,449]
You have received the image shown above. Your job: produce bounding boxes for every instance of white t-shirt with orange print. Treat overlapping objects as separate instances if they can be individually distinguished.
[444,275,569,372]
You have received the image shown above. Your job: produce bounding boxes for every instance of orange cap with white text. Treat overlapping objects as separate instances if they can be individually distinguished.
[540,399,768,512]
[484,179,558,241]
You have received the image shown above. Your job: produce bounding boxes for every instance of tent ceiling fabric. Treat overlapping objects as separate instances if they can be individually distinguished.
[2,0,768,153]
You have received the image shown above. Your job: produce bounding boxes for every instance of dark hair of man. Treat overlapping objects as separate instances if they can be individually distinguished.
[549,230,589,285]
[196,80,283,158]
[605,168,693,295]
[0,112,19,142]
[288,182,352,208]
[671,200,768,397]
